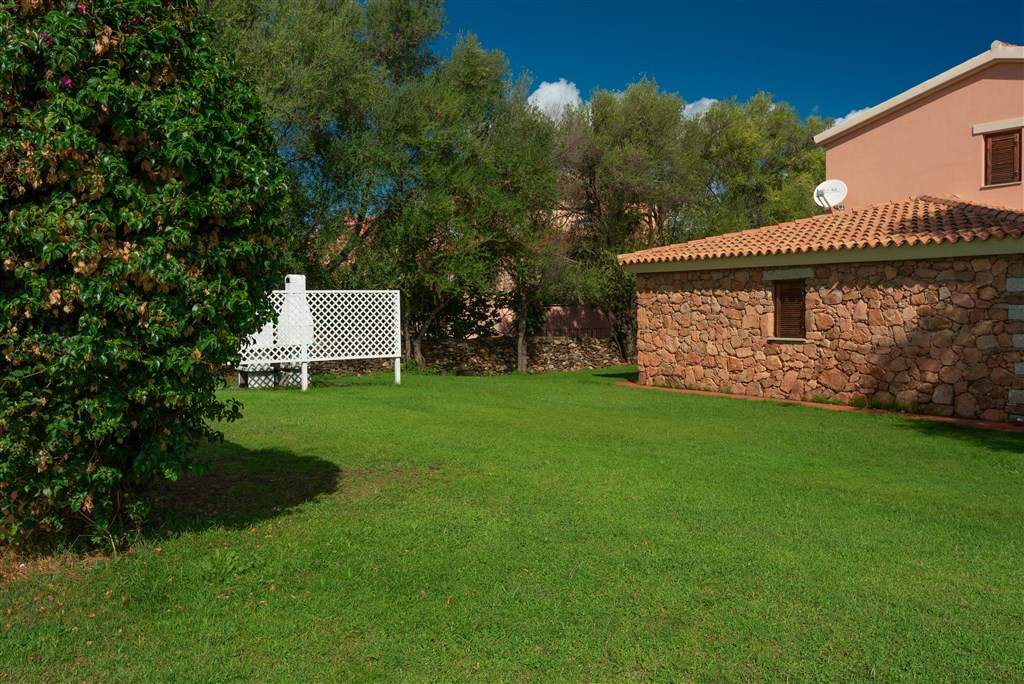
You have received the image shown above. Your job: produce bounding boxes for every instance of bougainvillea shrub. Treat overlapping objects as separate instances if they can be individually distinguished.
[0,0,288,545]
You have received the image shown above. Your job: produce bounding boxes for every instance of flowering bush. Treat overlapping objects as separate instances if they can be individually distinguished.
[0,0,288,546]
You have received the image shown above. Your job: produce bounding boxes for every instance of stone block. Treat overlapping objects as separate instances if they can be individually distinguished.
[819,368,847,392]
[963,363,989,382]
[824,290,843,305]
[1007,278,1024,292]
[1010,305,1024,321]
[953,393,978,417]
[977,335,998,351]
[938,367,962,384]
[1009,390,1024,406]
[933,385,954,405]
[980,408,1008,422]
[991,368,1015,386]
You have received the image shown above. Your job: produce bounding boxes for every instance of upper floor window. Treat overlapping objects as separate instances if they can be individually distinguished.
[985,129,1021,186]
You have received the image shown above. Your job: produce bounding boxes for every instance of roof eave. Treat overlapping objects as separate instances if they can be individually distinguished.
[621,236,1024,274]
[814,43,1024,147]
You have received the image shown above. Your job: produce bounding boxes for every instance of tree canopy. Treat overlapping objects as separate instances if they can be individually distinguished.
[0,0,288,545]
[678,92,828,239]
[208,0,830,364]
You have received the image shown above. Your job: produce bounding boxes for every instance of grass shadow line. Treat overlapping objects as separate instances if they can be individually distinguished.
[593,368,639,382]
[891,418,1024,457]
[151,442,342,536]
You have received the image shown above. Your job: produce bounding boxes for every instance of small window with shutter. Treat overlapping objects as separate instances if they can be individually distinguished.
[773,280,805,339]
[985,129,1021,186]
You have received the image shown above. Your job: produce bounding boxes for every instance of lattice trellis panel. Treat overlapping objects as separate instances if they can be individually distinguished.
[239,290,401,366]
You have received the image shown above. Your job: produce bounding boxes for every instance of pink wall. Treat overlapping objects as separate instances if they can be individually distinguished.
[543,305,612,338]
[823,62,1023,210]
[493,304,612,338]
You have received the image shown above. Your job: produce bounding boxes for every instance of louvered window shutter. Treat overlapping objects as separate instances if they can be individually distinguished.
[774,281,805,339]
[985,130,1021,186]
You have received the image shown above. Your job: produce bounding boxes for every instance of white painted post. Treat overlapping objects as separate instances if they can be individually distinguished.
[393,291,402,385]
[282,274,314,392]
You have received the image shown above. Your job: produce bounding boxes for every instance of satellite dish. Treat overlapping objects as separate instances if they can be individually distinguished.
[813,179,848,210]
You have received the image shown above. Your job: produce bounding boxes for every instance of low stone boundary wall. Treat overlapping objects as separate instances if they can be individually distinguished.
[317,336,624,376]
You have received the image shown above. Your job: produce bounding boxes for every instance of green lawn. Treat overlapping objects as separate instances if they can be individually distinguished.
[2,369,1022,682]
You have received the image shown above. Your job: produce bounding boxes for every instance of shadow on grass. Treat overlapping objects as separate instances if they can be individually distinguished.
[152,442,341,535]
[594,368,639,382]
[894,419,1024,456]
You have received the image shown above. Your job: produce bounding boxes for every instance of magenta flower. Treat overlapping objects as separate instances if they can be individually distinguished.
[77,3,87,14]
[41,30,53,47]
[59,76,72,89]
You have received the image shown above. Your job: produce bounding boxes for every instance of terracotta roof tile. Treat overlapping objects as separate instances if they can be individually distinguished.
[617,195,1024,267]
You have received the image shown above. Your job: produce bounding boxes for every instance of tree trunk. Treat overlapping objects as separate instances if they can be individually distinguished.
[516,321,528,373]
[605,291,638,363]
[410,296,451,373]
[403,318,412,361]
[413,333,425,372]
[516,288,528,373]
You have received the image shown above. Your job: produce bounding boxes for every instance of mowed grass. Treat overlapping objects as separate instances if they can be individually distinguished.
[2,368,1022,682]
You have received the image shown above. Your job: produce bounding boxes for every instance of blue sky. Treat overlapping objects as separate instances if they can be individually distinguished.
[438,0,1024,122]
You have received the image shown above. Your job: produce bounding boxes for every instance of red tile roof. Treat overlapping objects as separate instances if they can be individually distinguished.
[618,195,1024,267]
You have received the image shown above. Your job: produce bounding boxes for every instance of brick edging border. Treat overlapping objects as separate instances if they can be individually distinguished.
[615,381,1024,433]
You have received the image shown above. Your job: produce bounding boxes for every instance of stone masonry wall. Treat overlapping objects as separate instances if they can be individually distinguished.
[636,255,1024,422]
[318,336,624,376]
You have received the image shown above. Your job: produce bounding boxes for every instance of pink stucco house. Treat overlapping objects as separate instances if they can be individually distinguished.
[619,41,1024,422]
[817,40,1022,210]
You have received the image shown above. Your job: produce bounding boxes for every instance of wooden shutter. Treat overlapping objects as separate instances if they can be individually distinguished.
[985,130,1021,186]
[774,280,805,339]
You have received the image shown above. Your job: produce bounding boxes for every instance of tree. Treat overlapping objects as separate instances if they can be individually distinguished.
[488,84,560,371]
[206,0,382,284]
[360,37,556,370]
[556,80,699,360]
[679,92,827,238]
[0,0,288,546]
[212,1,563,369]
[555,86,828,361]
[362,0,444,84]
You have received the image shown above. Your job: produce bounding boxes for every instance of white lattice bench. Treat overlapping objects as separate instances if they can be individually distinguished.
[237,275,401,390]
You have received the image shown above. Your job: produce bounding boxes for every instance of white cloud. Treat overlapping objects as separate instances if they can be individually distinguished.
[528,78,582,120]
[682,97,717,119]
[834,106,872,126]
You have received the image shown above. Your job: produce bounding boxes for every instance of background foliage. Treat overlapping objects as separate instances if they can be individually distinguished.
[0,0,288,546]
[208,0,828,365]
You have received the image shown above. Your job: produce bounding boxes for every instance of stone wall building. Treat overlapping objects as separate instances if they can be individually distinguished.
[619,42,1023,423]
[620,196,1024,422]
